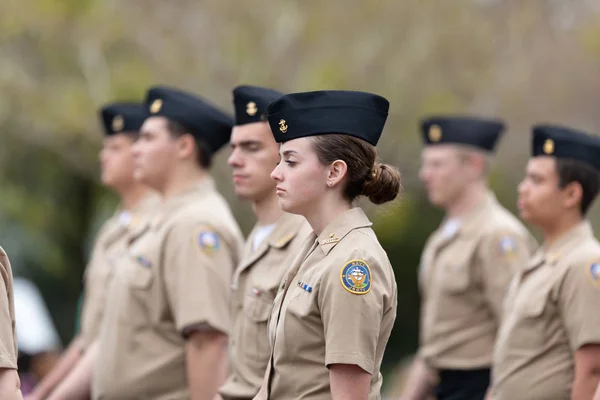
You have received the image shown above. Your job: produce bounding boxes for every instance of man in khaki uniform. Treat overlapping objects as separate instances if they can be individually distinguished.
[92,86,243,400]
[0,248,23,400]
[490,125,600,400]
[400,117,536,400]
[28,102,158,400]
[218,85,311,400]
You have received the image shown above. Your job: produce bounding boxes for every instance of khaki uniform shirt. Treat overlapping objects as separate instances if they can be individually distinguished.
[93,178,243,400]
[219,213,311,400]
[257,207,397,400]
[419,192,536,369]
[0,247,17,369]
[80,193,160,349]
[491,221,600,400]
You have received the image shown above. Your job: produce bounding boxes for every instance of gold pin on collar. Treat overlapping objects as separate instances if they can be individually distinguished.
[320,233,340,245]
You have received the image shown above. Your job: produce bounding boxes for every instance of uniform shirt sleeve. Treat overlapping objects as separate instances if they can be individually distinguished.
[163,222,235,336]
[0,254,17,369]
[318,249,391,374]
[558,259,600,351]
[479,231,531,321]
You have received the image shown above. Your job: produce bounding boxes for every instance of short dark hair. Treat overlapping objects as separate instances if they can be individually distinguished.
[556,158,600,215]
[166,120,212,168]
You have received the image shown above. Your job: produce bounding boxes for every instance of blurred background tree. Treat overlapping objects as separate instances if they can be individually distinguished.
[2,0,600,392]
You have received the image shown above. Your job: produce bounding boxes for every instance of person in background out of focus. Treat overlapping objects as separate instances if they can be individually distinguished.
[13,277,61,395]
[27,102,159,400]
[218,85,311,400]
[489,125,600,400]
[400,117,536,400]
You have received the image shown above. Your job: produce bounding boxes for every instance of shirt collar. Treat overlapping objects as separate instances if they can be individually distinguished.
[541,220,593,265]
[317,208,373,256]
[151,177,215,228]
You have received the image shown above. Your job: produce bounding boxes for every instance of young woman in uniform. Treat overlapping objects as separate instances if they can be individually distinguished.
[254,90,400,400]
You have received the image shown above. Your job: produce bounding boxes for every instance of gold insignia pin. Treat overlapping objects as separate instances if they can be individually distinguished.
[246,101,257,116]
[428,124,442,142]
[543,138,554,155]
[320,233,340,245]
[150,99,163,114]
[279,119,288,134]
[275,234,294,247]
[112,115,124,132]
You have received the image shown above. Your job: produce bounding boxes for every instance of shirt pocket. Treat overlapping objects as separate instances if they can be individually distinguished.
[512,282,553,348]
[127,254,155,290]
[243,289,276,362]
[243,289,274,322]
[439,245,476,294]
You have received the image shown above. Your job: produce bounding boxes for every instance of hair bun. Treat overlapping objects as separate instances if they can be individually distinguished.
[361,163,402,204]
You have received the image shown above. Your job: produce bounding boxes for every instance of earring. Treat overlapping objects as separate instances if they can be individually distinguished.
[327,181,333,187]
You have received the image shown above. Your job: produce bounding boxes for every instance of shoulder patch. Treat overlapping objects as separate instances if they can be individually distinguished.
[496,235,519,259]
[196,229,221,253]
[586,261,600,288]
[340,259,372,295]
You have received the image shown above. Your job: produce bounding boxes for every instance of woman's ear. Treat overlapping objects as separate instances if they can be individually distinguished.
[327,160,348,187]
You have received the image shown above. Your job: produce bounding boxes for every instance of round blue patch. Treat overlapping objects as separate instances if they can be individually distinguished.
[340,260,372,295]
[498,236,518,257]
[590,263,600,282]
[197,231,220,252]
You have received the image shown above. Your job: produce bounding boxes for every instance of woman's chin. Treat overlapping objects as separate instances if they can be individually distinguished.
[278,198,299,215]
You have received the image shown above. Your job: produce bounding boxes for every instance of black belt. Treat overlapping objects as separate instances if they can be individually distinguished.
[435,367,490,400]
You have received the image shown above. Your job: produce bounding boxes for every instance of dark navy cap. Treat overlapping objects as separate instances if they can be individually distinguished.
[420,116,505,152]
[100,102,147,136]
[532,124,600,171]
[233,85,284,126]
[145,86,234,154]
[266,90,389,146]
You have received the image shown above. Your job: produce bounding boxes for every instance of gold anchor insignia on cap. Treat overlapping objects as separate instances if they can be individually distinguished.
[428,124,442,142]
[543,138,554,155]
[150,99,163,114]
[246,101,258,116]
[279,119,288,134]
[112,115,124,132]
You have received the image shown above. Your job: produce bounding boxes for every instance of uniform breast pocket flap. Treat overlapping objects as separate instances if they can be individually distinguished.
[520,287,550,318]
[441,252,473,293]
[128,254,154,289]
[243,290,274,323]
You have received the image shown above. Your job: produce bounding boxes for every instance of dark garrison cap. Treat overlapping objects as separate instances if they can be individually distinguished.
[145,86,234,154]
[266,90,389,146]
[100,102,147,136]
[233,85,284,126]
[532,124,600,171]
[420,116,505,152]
